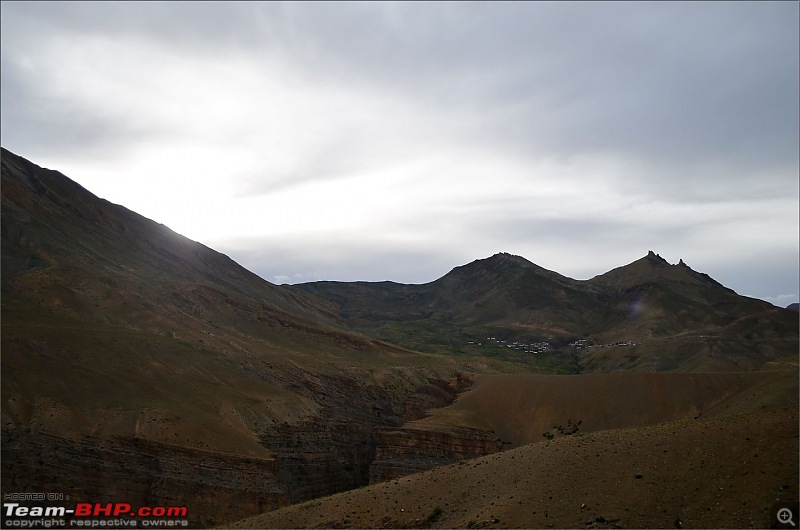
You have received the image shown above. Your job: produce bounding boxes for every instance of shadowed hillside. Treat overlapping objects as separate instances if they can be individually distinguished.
[0,148,515,526]
[297,252,798,371]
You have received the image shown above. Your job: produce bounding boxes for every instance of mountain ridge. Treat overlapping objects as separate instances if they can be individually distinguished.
[296,249,796,371]
[2,147,798,527]
[1,147,344,329]
[588,249,735,293]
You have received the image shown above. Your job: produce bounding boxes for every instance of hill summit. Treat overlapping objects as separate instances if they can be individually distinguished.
[589,250,732,292]
[298,249,797,372]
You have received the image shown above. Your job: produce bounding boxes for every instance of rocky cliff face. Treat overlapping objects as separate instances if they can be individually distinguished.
[1,430,289,528]
[1,371,471,526]
[369,426,502,483]
[256,373,472,503]
[259,418,387,503]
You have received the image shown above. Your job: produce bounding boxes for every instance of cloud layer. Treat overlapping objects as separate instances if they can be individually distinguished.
[2,2,797,303]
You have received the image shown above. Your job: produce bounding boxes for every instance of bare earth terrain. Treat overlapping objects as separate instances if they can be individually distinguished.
[229,407,798,529]
[408,370,799,446]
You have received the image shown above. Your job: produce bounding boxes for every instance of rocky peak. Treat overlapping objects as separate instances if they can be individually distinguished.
[446,253,534,279]
[645,250,670,267]
[486,252,534,267]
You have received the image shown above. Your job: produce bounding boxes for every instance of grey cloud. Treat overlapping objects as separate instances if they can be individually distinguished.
[2,1,796,303]
[1,2,272,53]
[286,2,798,164]
[233,141,365,196]
[697,248,799,303]
[232,126,413,196]
[468,4,798,188]
[279,2,800,205]
[218,237,463,285]
[1,3,187,161]
[0,60,149,162]
[5,2,797,174]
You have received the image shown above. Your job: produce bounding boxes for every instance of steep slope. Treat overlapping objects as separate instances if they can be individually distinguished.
[1,147,389,454]
[1,147,343,331]
[0,148,488,526]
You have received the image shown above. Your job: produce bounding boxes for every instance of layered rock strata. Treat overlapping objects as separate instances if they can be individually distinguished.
[1,373,479,526]
[369,426,503,483]
[1,430,288,528]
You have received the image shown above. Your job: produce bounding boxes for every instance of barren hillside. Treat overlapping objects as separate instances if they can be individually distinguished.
[229,408,799,529]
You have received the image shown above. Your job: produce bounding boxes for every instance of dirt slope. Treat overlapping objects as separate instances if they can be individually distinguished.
[408,371,799,447]
[228,407,799,529]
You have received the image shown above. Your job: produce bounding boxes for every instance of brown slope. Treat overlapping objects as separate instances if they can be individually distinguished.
[0,148,487,526]
[362,369,798,484]
[1,146,342,330]
[1,146,393,453]
[405,371,799,447]
[228,407,799,529]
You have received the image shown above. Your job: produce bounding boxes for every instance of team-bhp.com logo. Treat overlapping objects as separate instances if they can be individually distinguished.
[3,501,189,528]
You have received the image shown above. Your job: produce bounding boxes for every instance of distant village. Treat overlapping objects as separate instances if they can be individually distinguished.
[468,337,554,354]
[569,339,636,349]
[466,337,636,353]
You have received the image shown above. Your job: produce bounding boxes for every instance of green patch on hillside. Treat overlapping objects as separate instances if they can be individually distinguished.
[367,319,580,374]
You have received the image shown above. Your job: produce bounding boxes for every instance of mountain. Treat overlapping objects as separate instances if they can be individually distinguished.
[2,148,796,527]
[586,250,767,337]
[0,148,489,526]
[588,250,728,290]
[297,251,798,372]
[296,253,595,373]
[1,147,342,330]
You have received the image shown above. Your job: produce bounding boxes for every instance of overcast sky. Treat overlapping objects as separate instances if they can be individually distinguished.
[2,1,798,306]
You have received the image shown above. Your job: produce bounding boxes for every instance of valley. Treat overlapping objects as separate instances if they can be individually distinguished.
[229,407,799,529]
[1,147,797,528]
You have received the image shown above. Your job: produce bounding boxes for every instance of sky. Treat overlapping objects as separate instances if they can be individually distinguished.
[1,1,798,306]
